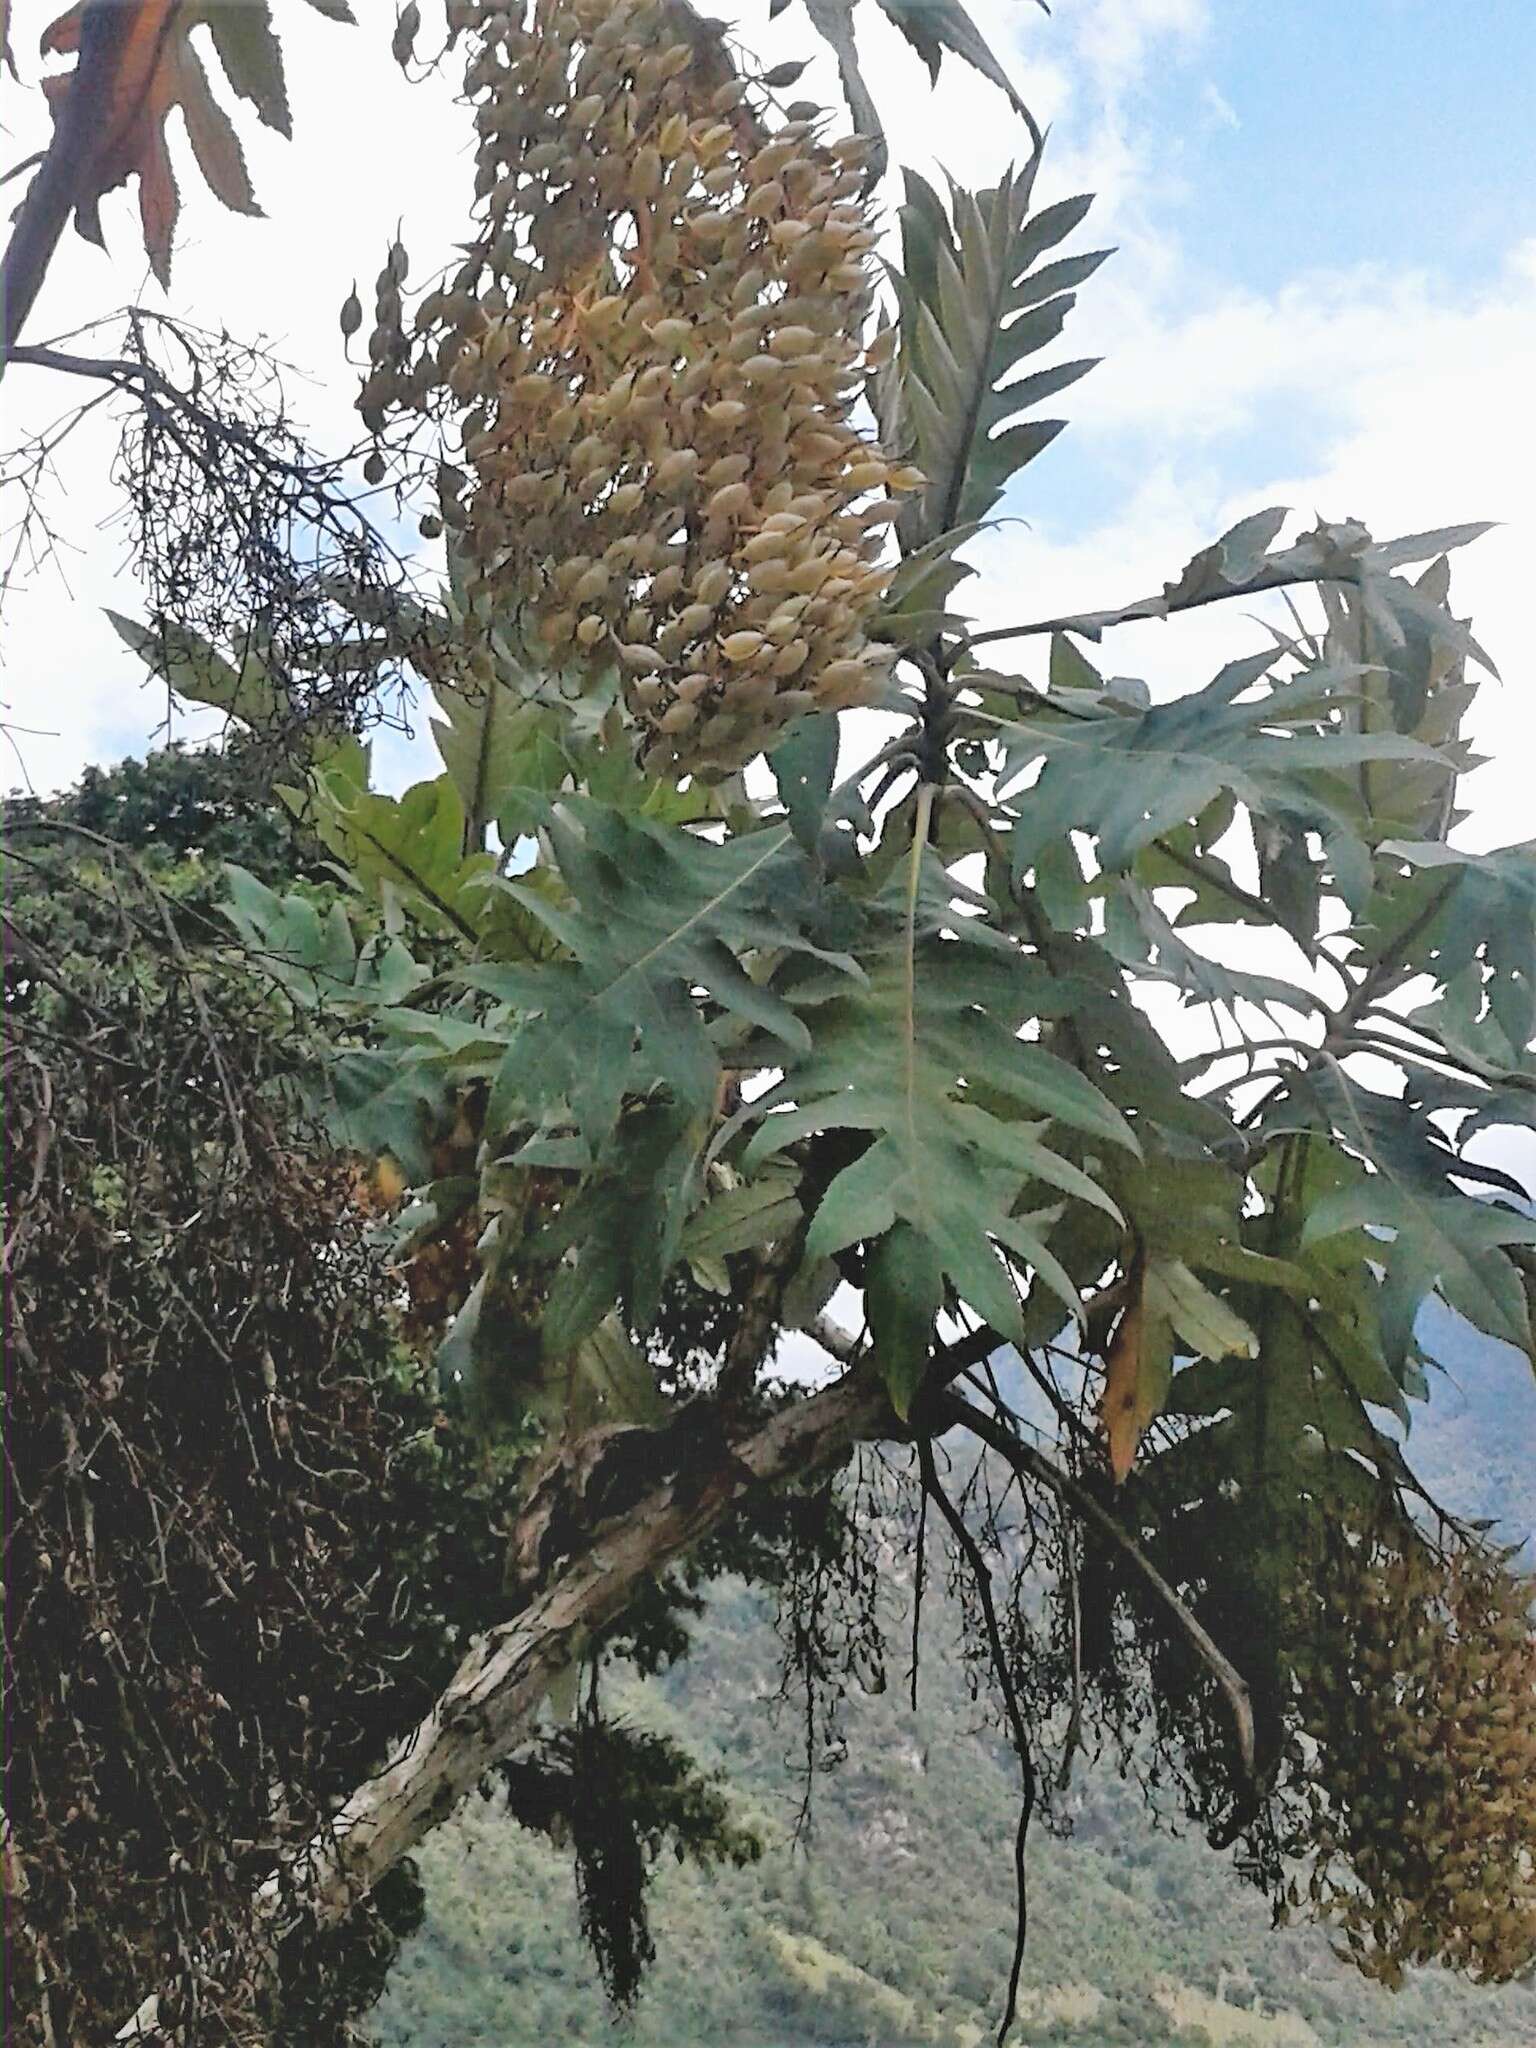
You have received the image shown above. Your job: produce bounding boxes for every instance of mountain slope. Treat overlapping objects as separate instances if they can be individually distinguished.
[374,1325,1536,2048]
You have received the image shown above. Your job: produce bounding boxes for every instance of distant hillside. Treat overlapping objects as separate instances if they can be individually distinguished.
[1403,1301,1536,1561]
[374,1326,1536,2048]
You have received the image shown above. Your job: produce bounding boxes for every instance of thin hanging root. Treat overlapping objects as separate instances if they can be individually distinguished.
[918,1436,1034,2048]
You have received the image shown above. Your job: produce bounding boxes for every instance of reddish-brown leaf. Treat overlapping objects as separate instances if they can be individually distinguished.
[1099,1249,1171,1485]
[40,1,266,288]
[1100,1273,1145,1484]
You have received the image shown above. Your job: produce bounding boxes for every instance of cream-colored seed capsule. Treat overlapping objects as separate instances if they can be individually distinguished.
[706,482,752,521]
[694,561,733,606]
[376,0,891,772]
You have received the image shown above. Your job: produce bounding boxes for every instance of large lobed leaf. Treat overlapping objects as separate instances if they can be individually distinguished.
[743,846,1136,1402]
[37,0,352,286]
[880,163,1105,554]
[465,803,859,1154]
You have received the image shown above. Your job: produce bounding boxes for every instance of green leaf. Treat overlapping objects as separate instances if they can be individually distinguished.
[222,865,427,1011]
[885,165,1103,550]
[430,661,545,853]
[467,803,855,1155]
[995,651,1440,882]
[874,0,1043,118]
[681,1172,803,1264]
[205,1,292,136]
[1271,1060,1536,1362]
[801,0,886,174]
[796,0,1041,184]
[770,714,840,855]
[1143,1258,1258,1363]
[745,852,1132,1342]
[106,609,286,726]
[867,1222,944,1419]
[1375,840,1536,1061]
[327,1048,447,1182]
[306,773,495,939]
[572,1317,667,1426]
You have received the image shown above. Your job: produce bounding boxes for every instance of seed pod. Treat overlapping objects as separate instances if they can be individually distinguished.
[629,146,663,201]
[746,559,794,596]
[654,448,700,492]
[340,285,363,338]
[659,698,699,734]
[617,641,660,671]
[647,317,693,352]
[694,561,733,606]
[701,454,751,490]
[608,481,646,518]
[740,354,789,385]
[704,400,750,430]
[576,613,607,648]
[706,481,752,521]
[697,711,738,752]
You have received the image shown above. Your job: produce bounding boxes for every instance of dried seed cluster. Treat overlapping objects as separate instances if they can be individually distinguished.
[1283,1528,1536,1987]
[360,0,917,773]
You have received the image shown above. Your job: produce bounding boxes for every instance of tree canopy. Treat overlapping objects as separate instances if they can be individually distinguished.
[5,4,1536,2045]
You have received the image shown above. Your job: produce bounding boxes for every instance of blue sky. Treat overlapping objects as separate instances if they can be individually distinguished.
[1010,0,1536,534]
[1154,1,1536,292]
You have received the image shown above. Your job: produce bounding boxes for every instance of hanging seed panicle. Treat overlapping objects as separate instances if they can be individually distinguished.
[1282,1520,1536,1987]
[365,0,910,770]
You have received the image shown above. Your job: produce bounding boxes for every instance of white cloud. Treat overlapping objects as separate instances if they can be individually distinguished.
[966,235,1536,853]
[1200,81,1240,132]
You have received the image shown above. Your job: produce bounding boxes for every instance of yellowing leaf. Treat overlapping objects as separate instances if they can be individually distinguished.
[1101,1258,1161,1484]
[1101,1251,1258,1482]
